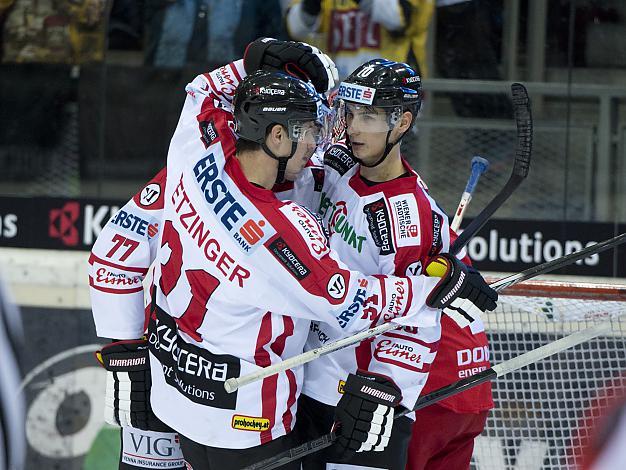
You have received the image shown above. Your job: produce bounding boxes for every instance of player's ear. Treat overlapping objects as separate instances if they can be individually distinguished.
[266,123,285,146]
[399,110,413,132]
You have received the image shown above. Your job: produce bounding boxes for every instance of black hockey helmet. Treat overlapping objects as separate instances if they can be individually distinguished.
[340,58,422,116]
[335,59,422,167]
[234,70,331,182]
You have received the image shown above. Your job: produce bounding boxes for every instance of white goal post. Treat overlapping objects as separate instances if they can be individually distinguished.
[476,278,626,469]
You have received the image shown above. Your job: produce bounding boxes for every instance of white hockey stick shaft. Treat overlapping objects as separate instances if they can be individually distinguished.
[225,232,626,394]
[224,321,397,393]
[244,321,612,470]
[451,156,489,232]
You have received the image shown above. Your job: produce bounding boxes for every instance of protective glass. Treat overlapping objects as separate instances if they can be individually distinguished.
[334,99,402,134]
[287,101,334,149]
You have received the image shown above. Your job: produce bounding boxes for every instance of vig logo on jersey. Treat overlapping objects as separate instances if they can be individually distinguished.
[194,152,275,254]
[337,82,376,105]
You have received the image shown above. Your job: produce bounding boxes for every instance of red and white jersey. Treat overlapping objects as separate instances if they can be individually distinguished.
[88,60,442,449]
[278,143,493,413]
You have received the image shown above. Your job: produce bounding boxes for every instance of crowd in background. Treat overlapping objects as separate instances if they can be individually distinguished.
[0,0,623,193]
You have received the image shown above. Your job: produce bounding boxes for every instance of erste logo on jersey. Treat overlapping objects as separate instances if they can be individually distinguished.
[389,195,420,247]
[111,209,159,239]
[373,333,436,373]
[337,82,375,105]
[279,203,329,259]
[363,198,395,255]
[337,278,369,328]
[193,151,275,254]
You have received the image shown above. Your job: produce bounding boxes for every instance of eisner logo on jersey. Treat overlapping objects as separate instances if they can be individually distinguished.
[194,151,275,255]
[337,82,375,105]
[389,195,420,247]
[382,279,410,322]
[373,334,436,373]
[279,203,329,258]
[213,65,237,96]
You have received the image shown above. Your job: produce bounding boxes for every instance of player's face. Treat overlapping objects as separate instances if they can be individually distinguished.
[283,123,318,181]
[345,104,392,163]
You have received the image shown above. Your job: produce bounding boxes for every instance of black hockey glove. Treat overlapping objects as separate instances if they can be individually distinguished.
[243,37,338,93]
[332,371,402,459]
[96,339,171,432]
[425,254,498,328]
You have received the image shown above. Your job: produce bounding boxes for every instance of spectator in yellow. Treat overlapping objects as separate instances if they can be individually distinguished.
[1,0,108,64]
[286,0,434,79]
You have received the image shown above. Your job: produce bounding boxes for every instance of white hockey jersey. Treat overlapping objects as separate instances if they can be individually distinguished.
[88,60,443,449]
[278,143,493,414]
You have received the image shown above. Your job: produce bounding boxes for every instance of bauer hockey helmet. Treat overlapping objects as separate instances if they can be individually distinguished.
[234,71,332,182]
[335,59,422,167]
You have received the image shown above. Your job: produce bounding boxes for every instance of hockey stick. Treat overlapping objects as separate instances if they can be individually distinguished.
[450,83,532,255]
[243,321,612,470]
[450,156,490,232]
[223,232,626,394]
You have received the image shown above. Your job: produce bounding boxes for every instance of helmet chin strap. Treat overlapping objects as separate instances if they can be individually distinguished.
[262,140,299,184]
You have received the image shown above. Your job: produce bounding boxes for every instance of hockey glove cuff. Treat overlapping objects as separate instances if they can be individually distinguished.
[243,37,338,93]
[333,371,402,458]
[96,339,171,432]
[425,254,498,328]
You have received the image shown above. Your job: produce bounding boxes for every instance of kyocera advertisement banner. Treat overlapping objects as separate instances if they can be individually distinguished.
[0,196,624,276]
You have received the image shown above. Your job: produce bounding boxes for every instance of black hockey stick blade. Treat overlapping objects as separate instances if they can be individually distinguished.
[243,432,337,470]
[451,83,532,255]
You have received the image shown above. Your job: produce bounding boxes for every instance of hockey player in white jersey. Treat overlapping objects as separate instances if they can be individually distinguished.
[276,59,498,469]
[88,39,464,469]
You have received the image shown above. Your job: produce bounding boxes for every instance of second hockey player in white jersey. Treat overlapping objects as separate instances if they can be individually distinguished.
[277,59,498,469]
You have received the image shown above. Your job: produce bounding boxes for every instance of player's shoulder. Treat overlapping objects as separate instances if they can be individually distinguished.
[324,143,358,176]
[274,201,330,260]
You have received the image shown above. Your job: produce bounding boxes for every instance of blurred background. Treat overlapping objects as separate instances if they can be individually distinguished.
[0,0,625,468]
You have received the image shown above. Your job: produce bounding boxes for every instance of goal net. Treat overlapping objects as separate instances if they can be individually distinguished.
[474,279,626,469]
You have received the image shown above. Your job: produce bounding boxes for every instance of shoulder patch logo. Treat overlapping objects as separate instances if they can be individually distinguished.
[311,167,325,192]
[389,195,420,247]
[200,120,219,147]
[327,272,347,300]
[363,198,395,255]
[405,260,422,276]
[139,183,161,207]
[429,211,444,256]
[268,237,310,280]
[325,145,357,176]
